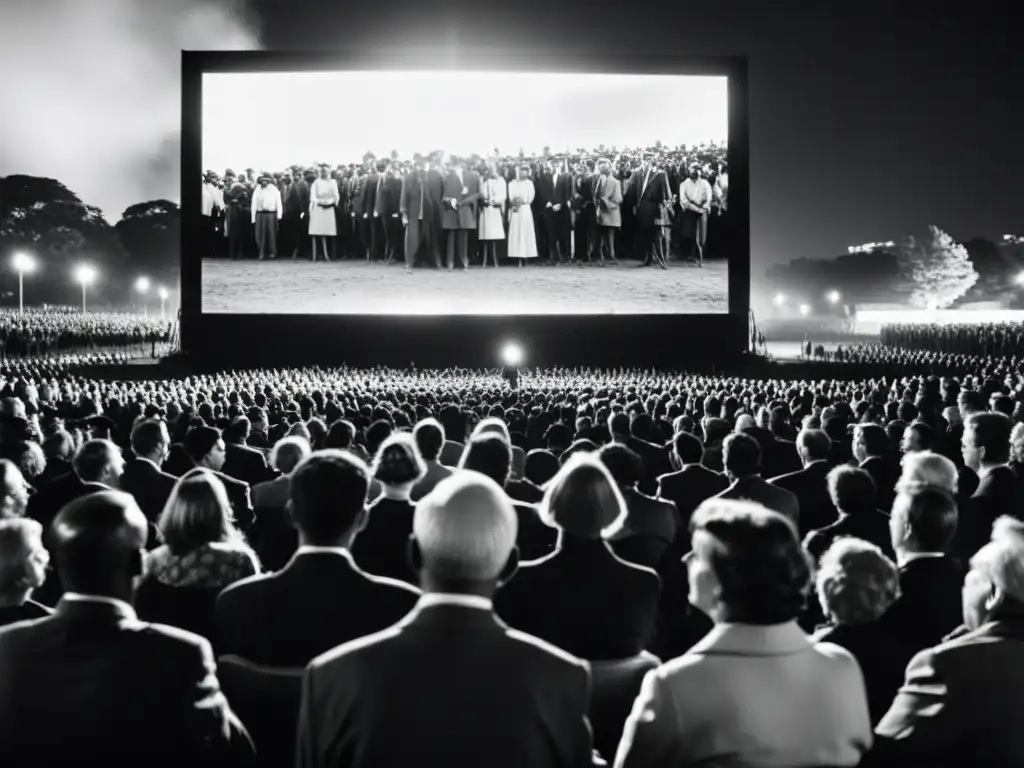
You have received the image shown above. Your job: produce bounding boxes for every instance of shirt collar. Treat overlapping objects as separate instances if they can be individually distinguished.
[418,593,492,611]
[897,551,946,568]
[687,621,811,657]
[135,456,162,471]
[62,592,137,619]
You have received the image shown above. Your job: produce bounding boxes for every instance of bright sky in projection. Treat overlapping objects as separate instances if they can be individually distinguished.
[203,71,728,171]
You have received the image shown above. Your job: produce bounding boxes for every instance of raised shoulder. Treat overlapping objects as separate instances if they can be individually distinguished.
[504,627,590,676]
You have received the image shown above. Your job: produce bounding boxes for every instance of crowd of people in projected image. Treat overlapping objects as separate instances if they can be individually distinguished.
[0,305,1023,765]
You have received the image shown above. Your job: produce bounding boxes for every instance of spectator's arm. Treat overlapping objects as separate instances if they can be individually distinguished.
[613,669,686,768]
[874,648,955,762]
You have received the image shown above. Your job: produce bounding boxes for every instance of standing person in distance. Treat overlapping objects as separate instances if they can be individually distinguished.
[679,164,713,267]
[401,154,441,272]
[441,156,481,272]
[479,160,508,268]
[250,173,282,261]
[594,158,623,266]
[308,164,339,263]
[507,164,538,268]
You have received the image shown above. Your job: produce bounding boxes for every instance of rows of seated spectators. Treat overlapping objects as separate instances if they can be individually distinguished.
[883,320,1024,357]
[805,340,1019,377]
[0,307,173,359]
[0,363,1022,766]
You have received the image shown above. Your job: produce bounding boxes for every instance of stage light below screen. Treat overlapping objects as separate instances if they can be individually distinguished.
[501,343,523,366]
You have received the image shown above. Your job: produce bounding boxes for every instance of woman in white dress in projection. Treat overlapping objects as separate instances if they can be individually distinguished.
[308,164,339,263]
[478,161,507,268]
[507,164,537,268]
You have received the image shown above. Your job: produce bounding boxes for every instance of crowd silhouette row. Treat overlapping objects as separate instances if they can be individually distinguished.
[0,343,1021,765]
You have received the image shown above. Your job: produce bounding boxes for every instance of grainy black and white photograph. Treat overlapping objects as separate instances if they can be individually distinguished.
[200,70,731,314]
[0,0,1023,767]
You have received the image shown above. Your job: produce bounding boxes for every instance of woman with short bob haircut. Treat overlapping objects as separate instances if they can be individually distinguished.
[351,432,427,586]
[147,468,260,588]
[813,537,910,725]
[495,453,661,660]
[616,499,873,767]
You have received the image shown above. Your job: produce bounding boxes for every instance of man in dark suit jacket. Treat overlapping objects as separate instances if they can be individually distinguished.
[536,158,574,265]
[771,429,838,538]
[439,157,481,270]
[217,449,419,667]
[625,152,671,267]
[874,515,1024,767]
[36,430,75,489]
[657,431,729,552]
[296,471,596,768]
[0,491,254,767]
[221,416,274,488]
[400,155,442,270]
[182,426,254,531]
[119,419,177,523]
[881,488,964,655]
[358,160,385,262]
[803,465,894,563]
[715,433,800,527]
[854,424,899,513]
[574,159,599,262]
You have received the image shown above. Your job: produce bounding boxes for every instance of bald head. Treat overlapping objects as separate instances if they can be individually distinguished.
[413,471,517,583]
[52,491,148,595]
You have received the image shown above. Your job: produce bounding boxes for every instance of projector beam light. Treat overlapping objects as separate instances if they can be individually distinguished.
[501,342,523,366]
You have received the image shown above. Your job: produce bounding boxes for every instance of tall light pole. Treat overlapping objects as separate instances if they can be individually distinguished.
[11,252,36,316]
[158,286,169,320]
[75,264,97,313]
[826,290,841,305]
[135,276,151,318]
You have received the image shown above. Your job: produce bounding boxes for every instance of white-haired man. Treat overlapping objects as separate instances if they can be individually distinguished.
[297,472,597,768]
[874,516,1024,765]
[896,450,958,496]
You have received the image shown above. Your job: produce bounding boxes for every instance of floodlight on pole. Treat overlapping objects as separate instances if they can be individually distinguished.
[74,264,97,313]
[135,277,151,318]
[158,286,169,320]
[501,342,523,367]
[798,303,811,316]
[826,290,841,304]
[11,252,37,316]
[1015,272,1024,286]
[773,293,786,307]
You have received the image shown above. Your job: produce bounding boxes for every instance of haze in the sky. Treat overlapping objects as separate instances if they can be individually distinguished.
[203,71,728,170]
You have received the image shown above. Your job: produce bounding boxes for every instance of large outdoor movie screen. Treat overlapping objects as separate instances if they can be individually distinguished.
[199,70,730,314]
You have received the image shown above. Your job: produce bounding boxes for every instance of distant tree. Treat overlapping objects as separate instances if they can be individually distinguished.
[0,175,128,305]
[896,226,978,309]
[114,200,179,283]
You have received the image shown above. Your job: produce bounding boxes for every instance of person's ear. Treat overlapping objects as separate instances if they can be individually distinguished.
[407,535,423,575]
[985,582,1006,616]
[496,545,520,588]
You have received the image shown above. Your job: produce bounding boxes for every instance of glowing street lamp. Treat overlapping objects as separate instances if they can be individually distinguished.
[798,303,811,316]
[826,290,841,304]
[773,293,786,307]
[74,264,97,313]
[1015,272,1024,286]
[135,276,151,318]
[157,286,169,320]
[11,252,37,315]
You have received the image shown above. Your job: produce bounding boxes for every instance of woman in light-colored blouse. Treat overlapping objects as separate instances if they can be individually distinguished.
[147,468,260,588]
[478,161,507,268]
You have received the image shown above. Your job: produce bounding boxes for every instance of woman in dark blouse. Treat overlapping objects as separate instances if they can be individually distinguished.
[495,452,661,660]
[351,432,427,586]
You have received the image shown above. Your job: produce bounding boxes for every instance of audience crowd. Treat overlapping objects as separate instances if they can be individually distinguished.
[0,344,1021,766]
[882,321,1024,358]
[0,308,174,359]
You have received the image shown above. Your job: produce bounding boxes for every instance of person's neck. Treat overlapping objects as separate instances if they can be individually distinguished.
[980,461,1005,475]
[381,484,412,501]
[67,584,135,605]
[298,533,351,550]
[731,473,760,483]
[419,576,496,600]
[0,590,30,608]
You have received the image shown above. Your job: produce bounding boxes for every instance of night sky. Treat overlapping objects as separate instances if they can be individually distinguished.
[251,0,1021,272]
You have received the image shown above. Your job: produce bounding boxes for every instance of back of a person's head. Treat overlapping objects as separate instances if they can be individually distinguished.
[965,411,1012,464]
[524,448,559,487]
[324,419,355,449]
[413,418,445,462]
[414,472,517,582]
[690,498,811,624]
[541,452,626,540]
[723,432,761,477]
[596,443,644,488]
[366,419,394,454]
[0,458,29,518]
[898,450,958,495]
[672,430,703,465]
[472,417,511,444]
[183,425,220,461]
[607,411,630,438]
[224,416,250,443]
[816,537,899,625]
[971,516,1024,611]
[704,417,731,446]
[158,469,234,556]
[52,490,148,594]
[459,433,512,488]
[130,419,168,459]
[42,430,75,462]
[827,465,877,514]
[797,428,832,463]
[270,435,311,475]
[289,450,369,545]
[855,423,888,458]
[891,486,958,554]
[734,413,756,433]
[372,431,426,487]
[958,389,986,416]
[72,439,116,483]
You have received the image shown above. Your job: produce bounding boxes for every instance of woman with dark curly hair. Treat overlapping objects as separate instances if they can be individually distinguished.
[351,432,426,586]
[616,499,873,768]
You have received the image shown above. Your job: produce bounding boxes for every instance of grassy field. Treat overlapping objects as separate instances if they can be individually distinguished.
[201,258,729,314]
